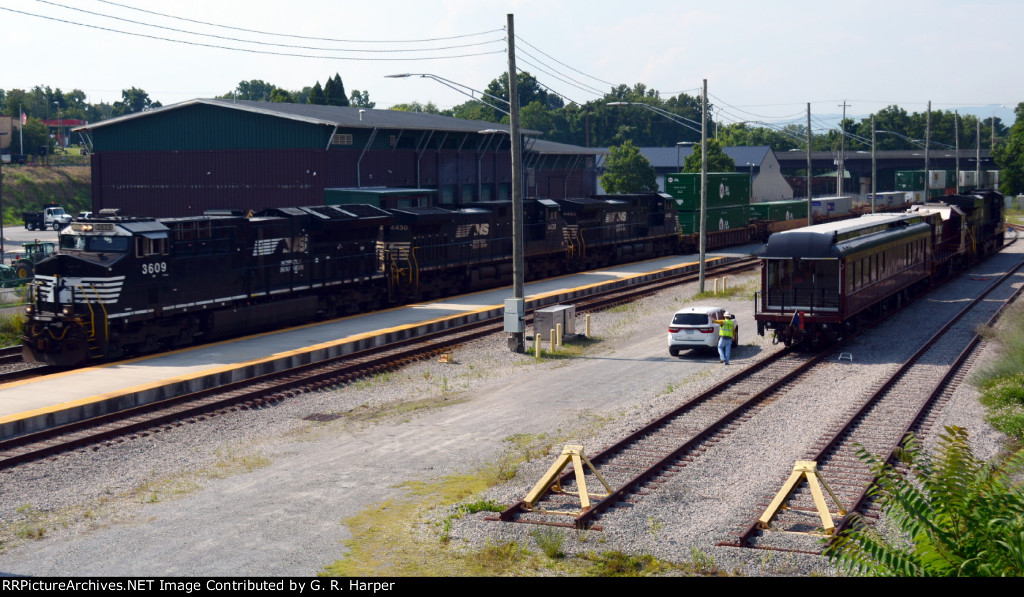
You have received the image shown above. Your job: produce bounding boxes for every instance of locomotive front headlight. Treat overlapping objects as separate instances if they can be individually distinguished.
[62,306,73,317]
[24,305,33,316]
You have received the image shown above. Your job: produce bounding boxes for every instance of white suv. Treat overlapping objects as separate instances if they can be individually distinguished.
[667,306,737,356]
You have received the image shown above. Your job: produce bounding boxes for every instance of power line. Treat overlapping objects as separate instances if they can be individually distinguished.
[93,0,505,43]
[36,0,506,53]
[0,5,506,61]
[515,35,618,88]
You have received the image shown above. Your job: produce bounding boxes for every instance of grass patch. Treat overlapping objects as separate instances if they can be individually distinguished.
[972,302,1024,442]
[11,504,47,540]
[529,335,602,361]
[692,280,758,302]
[320,422,733,577]
[136,444,271,503]
[344,394,470,425]
[0,312,25,347]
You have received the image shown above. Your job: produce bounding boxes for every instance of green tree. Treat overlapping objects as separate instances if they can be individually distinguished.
[388,101,443,114]
[111,87,161,117]
[349,90,375,109]
[221,80,285,102]
[993,102,1024,195]
[827,427,1024,577]
[20,117,52,155]
[323,74,349,107]
[482,71,563,123]
[268,88,294,103]
[307,82,325,106]
[600,141,657,194]
[682,139,736,173]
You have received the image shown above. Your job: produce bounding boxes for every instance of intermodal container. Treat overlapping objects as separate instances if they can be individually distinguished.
[810,196,853,217]
[895,170,926,191]
[677,205,750,235]
[665,172,750,211]
[749,199,808,222]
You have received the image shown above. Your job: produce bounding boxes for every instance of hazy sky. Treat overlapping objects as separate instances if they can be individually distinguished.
[2,0,1019,127]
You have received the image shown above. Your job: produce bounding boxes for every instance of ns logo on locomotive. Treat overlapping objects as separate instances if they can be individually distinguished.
[22,194,681,367]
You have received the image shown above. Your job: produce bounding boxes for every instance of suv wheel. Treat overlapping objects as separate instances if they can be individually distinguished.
[669,347,680,357]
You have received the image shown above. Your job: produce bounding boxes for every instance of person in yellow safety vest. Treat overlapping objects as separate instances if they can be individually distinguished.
[712,312,736,365]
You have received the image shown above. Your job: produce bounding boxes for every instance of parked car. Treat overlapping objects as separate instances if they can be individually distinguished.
[667,306,737,356]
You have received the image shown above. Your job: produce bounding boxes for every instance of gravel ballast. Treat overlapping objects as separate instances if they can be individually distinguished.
[0,243,1020,577]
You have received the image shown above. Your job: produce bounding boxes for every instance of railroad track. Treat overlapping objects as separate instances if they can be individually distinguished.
[491,249,1022,532]
[0,346,22,365]
[721,257,1024,553]
[491,346,824,529]
[0,257,759,472]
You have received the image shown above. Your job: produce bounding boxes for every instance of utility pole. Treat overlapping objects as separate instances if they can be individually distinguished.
[837,100,849,196]
[806,103,812,226]
[699,78,707,294]
[871,115,876,213]
[506,13,525,353]
[976,120,982,188]
[924,101,931,199]
[954,110,960,193]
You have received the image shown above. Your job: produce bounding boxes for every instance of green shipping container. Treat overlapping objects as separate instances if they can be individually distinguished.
[665,172,750,211]
[677,205,750,235]
[895,170,926,191]
[749,199,808,222]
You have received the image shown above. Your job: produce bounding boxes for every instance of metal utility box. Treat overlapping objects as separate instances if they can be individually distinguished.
[534,304,576,340]
[504,298,525,333]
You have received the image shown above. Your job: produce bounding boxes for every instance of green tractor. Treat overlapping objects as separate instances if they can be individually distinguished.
[10,241,57,280]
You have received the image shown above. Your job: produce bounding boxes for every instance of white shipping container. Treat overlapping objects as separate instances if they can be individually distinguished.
[928,170,947,188]
[810,195,853,217]
[869,191,907,207]
[959,171,978,188]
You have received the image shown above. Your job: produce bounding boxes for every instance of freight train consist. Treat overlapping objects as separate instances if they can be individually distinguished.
[754,189,1006,347]
[23,193,680,367]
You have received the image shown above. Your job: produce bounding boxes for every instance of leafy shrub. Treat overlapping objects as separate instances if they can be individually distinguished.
[826,427,1024,576]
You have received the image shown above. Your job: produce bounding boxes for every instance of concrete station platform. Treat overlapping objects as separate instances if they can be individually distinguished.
[0,246,761,440]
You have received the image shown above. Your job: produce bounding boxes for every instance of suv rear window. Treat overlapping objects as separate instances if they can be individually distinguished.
[672,313,711,326]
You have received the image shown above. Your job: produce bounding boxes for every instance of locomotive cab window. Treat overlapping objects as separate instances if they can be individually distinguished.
[135,236,169,257]
[60,234,131,253]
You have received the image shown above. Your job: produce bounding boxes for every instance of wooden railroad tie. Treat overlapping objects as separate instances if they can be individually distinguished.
[758,460,847,535]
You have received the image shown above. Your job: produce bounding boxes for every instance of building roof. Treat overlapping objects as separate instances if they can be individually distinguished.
[74,98,543,136]
[529,138,607,156]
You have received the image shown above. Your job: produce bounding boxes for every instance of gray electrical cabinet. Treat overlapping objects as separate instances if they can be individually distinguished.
[534,304,575,340]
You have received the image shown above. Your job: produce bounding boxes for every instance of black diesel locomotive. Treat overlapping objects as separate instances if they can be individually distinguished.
[755,189,1006,346]
[23,193,680,367]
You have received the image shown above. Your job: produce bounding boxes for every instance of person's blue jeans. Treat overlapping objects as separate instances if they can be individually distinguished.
[718,336,732,364]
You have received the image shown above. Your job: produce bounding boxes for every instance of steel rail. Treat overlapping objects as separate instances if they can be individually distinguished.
[0,257,758,471]
[726,257,1024,550]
